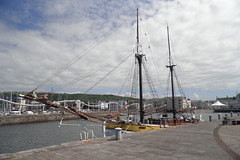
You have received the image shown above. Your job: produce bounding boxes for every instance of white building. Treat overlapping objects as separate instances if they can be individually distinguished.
[146,96,191,111]
[100,102,109,110]
[17,97,26,111]
[164,96,191,111]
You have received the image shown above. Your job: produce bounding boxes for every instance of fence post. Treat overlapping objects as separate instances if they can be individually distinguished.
[209,115,212,121]
[230,111,233,117]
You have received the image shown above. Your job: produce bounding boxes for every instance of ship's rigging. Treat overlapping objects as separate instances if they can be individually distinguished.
[20,8,191,127]
[30,8,163,102]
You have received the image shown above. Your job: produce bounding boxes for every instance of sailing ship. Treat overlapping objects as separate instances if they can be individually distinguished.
[21,8,195,132]
[105,8,168,131]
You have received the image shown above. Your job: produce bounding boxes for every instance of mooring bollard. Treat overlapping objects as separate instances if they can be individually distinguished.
[230,112,233,117]
[115,128,122,140]
[218,114,221,120]
[209,115,212,121]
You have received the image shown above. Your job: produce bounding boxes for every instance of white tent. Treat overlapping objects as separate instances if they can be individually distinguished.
[211,100,227,110]
[211,100,226,107]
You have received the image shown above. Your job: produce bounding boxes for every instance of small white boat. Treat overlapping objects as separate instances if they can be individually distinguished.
[9,110,21,115]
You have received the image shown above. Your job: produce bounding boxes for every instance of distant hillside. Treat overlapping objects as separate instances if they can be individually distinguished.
[47,92,133,102]
[0,91,133,102]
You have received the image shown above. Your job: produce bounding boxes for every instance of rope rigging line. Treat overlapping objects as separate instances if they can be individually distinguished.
[53,51,134,93]
[165,59,187,98]
[139,15,164,96]
[166,27,188,98]
[131,57,139,98]
[118,60,135,96]
[118,15,139,97]
[175,64,189,98]
[59,116,98,139]
[140,10,168,28]
[165,68,186,98]
[165,70,171,97]
[33,14,135,91]
[142,60,159,99]
[174,69,186,98]
[84,52,134,94]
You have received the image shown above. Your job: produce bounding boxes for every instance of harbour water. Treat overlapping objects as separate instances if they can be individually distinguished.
[0,119,106,154]
[0,111,237,154]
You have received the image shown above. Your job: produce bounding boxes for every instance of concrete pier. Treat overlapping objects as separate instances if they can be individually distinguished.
[0,119,239,160]
[0,114,79,125]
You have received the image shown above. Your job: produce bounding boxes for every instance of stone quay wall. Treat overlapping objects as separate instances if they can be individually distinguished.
[0,113,79,125]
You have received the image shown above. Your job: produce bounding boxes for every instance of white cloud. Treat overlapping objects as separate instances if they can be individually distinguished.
[193,93,200,100]
[0,0,240,100]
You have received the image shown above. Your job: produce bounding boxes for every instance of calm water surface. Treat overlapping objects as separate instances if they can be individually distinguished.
[0,119,105,154]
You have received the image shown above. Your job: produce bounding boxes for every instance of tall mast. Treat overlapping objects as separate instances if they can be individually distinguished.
[135,8,144,124]
[137,8,139,53]
[166,26,177,125]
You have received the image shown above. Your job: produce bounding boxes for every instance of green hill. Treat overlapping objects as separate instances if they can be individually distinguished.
[0,91,133,103]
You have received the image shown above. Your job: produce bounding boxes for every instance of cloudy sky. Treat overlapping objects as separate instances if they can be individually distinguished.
[0,0,239,100]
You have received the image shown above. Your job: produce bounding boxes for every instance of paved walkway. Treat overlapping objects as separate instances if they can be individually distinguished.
[0,119,239,160]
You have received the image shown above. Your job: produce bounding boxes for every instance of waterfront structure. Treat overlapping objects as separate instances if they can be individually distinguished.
[235,93,240,102]
[164,96,191,111]
[147,96,191,112]
[98,100,128,111]
[191,100,211,109]
[108,101,127,111]
[100,101,108,110]
[17,97,26,110]
[211,100,227,110]
[216,94,240,110]
[209,93,240,112]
